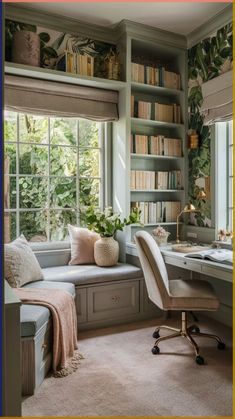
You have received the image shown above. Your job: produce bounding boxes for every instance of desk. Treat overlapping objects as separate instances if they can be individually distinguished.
[126,242,233,283]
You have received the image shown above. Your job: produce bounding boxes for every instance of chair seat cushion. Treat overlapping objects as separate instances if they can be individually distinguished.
[42,263,143,286]
[21,281,75,337]
[169,279,219,311]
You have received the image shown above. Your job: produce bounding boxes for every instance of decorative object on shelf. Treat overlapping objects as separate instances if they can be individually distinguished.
[80,206,141,267]
[105,48,120,80]
[218,229,232,242]
[152,226,170,246]
[188,129,199,149]
[176,188,207,243]
[12,30,40,67]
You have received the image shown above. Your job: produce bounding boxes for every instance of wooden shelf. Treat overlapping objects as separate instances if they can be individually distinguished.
[131,81,183,97]
[131,189,184,193]
[131,117,184,129]
[131,153,183,160]
[5,62,126,91]
[131,222,182,227]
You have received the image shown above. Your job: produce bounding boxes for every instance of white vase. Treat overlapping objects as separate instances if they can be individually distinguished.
[153,233,170,247]
[12,30,40,67]
[94,236,119,267]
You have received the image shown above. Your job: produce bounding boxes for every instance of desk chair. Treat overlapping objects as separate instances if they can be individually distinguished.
[134,231,225,365]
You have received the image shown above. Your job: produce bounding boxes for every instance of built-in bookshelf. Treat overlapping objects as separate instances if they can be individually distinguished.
[127,38,186,242]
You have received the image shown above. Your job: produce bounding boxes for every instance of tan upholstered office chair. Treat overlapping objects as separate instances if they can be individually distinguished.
[134,231,225,365]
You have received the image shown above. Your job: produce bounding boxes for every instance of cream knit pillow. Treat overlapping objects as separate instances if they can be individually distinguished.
[68,225,100,265]
[4,234,44,287]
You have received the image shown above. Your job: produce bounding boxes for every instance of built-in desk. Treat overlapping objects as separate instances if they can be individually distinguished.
[126,242,233,327]
[161,247,232,283]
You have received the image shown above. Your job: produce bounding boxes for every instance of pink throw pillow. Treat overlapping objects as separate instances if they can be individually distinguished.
[68,225,100,265]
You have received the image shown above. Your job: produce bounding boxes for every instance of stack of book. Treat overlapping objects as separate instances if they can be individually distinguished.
[155,102,181,124]
[130,134,182,157]
[131,62,181,90]
[131,97,152,119]
[131,201,181,224]
[65,51,94,76]
[131,170,182,190]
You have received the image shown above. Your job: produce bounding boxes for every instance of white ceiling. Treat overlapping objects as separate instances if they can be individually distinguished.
[17,2,229,36]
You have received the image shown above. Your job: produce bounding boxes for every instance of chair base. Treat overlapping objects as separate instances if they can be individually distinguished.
[152,311,225,364]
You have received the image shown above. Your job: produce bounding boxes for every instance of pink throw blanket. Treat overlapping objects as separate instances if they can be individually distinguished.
[15,287,78,374]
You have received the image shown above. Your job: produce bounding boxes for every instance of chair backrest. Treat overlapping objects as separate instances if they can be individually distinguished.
[134,231,170,310]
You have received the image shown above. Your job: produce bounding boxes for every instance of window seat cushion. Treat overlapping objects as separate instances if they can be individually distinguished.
[21,281,75,337]
[41,263,143,286]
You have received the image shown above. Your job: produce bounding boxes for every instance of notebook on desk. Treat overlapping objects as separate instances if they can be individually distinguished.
[185,248,233,265]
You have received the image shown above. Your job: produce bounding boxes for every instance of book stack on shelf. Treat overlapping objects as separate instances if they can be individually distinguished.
[130,134,182,157]
[155,102,181,124]
[131,62,181,89]
[131,201,181,224]
[65,51,94,76]
[131,170,182,190]
[131,96,181,124]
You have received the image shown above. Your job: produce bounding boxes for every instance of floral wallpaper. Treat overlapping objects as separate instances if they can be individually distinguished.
[5,19,117,79]
[188,22,232,227]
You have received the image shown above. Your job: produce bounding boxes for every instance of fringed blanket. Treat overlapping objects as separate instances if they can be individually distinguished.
[15,287,83,377]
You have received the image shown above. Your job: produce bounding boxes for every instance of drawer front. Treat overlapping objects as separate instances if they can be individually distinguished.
[201,265,232,282]
[87,280,140,322]
[164,255,201,273]
[75,288,87,323]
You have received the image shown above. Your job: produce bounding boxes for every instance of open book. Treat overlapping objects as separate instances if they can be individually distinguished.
[185,248,233,265]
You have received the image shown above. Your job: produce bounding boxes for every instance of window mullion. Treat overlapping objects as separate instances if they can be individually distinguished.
[76,119,80,225]
[47,117,50,241]
[16,113,20,237]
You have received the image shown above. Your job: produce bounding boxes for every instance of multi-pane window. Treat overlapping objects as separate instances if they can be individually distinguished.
[4,111,104,242]
[215,120,233,234]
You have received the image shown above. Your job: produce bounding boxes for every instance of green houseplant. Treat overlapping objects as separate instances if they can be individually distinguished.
[81,206,141,267]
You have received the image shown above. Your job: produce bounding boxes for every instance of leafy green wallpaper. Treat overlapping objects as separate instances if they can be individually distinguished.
[5,19,117,79]
[188,22,232,227]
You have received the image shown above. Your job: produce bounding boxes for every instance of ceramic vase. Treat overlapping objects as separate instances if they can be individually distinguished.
[12,30,40,67]
[153,233,170,247]
[94,236,119,267]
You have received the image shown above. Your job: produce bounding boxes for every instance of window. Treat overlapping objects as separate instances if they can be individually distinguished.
[215,120,233,234]
[4,111,105,242]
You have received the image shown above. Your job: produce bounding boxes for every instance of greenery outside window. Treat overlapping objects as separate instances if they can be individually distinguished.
[4,111,105,242]
[215,120,233,234]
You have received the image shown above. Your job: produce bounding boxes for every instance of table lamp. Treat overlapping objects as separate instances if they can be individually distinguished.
[176,189,206,243]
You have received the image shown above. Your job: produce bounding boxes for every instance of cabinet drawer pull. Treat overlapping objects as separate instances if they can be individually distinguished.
[111,295,120,302]
[42,343,47,349]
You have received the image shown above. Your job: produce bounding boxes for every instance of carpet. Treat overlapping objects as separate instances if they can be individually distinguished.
[22,315,232,417]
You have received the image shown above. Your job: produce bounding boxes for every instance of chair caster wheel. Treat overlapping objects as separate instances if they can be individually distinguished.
[152,330,160,339]
[196,355,204,365]
[194,326,200,333]
[217,342,226,350]
[152,346,160,355]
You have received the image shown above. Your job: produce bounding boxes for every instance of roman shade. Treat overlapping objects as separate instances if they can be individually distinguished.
[4,75,119,121]
[200,70,232,125]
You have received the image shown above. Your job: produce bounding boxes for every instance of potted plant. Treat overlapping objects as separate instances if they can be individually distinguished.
[81,206,141,267]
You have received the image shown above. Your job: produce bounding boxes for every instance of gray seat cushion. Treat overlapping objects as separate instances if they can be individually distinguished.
[42,263,143,286]
[21,281,75,337]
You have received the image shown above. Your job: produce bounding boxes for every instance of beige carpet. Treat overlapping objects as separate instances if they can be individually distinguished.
[22,315,232,417]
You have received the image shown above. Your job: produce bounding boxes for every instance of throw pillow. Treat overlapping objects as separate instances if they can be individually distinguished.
[68,225,100,265]
[4,234,44,287]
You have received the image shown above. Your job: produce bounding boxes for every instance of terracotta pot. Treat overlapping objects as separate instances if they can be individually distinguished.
[12,30,40,67]
[94,236,119,267]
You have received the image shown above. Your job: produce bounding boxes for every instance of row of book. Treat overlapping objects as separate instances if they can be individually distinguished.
[131,170,182,190]
[131,97,181,124]
[131,201,181,224]
[131,62,181,90]
[65,51,94,76]
[130,134,182,157]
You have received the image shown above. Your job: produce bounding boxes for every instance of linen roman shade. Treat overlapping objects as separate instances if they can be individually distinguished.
[4,75,119,121]
[200,70,232,125]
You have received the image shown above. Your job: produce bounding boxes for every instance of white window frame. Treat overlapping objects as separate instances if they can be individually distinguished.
[4,111,107,242]
[215,120,233,234]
